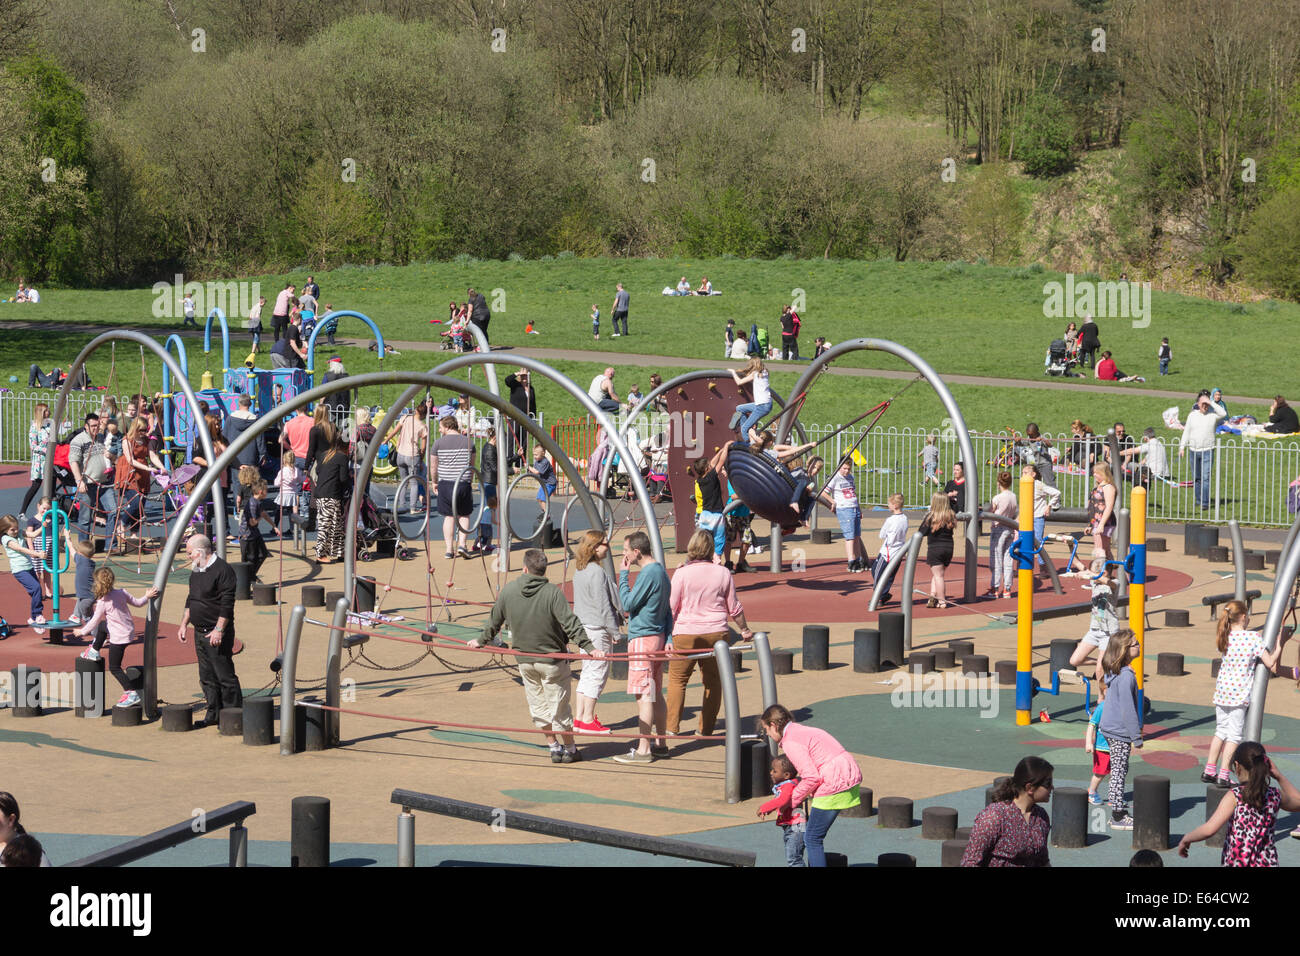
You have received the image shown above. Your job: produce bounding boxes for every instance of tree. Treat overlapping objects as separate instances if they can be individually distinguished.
[1234,186,1300,302]
[961,162,1026,263]
[1015,92,1075,176]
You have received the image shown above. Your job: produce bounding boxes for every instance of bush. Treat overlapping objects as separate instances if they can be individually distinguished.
[1014,94,1076,177]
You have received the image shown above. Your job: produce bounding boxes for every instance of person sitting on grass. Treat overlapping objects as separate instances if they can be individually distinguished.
[1095,351,1145,383]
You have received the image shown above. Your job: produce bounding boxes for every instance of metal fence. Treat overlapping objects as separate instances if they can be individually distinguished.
[5,391,1298,526]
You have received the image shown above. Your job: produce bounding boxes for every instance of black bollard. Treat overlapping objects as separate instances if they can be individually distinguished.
[1157,653,1184,677]
[1195,527,1219,558]
[853,628,881,673]
[909,652,936,674]
[230,561,253,600]
[111,704,142,727]
[1146,536,1167,553]
[291,796,331,867]
[74,656,104,718]
[730,649,743,673]
[303,697,327,752]
[611,657,629,681]
[743,740,769,801]
[948,640,975,661]
[1183,522,1203,556]
[879,612,904,667]
[1133,775,1170,851]
[1211,658,1222,678]
[932,647,956,669]
[771,650,794,675]
[1207,545,1230,563]
[11,666,42,717]
[1267,549,1282,567]
[354,577,376,613]
[802,625,830,670]
[877,797,913,828]
[941,839,969,867]
[825,851,848,867]
[161,704,193,732]
[1052,787,1088,848]
[1164,609,1190,628]
[251,583,278,606]
[811,528,833,545]
[301,585,326,607]
[877,852,915,867]
[955,826,972,840]
[219,707,243,737]
[325,590,345,609]
[995,660,1017,685]
[1049,639,1074,674]
[1243,552,1265,571]
[841,787,874,818]
[921,806,958,840]
[1206,785,1232,848]
[962,655,990,677]
[243,696,275,746]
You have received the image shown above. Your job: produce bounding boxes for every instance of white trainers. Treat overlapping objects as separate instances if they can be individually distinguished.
[79,647,101,662]
[116,691,140,707]
[29,617,47,635]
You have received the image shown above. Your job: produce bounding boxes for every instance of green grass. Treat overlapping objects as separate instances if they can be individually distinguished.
[3,256,1295,437]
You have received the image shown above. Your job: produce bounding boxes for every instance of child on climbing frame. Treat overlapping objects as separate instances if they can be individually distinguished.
[1068,559,1117,682]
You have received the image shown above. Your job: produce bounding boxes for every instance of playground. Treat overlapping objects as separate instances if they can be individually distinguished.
[4,333,1300,869]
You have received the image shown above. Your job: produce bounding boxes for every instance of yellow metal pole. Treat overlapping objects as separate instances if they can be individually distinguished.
[1016,473,1036,725]
[1130,486,1147,715]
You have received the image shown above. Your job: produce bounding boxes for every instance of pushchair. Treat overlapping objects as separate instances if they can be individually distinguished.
[1044,339,1081,377]
[356,491,403,561]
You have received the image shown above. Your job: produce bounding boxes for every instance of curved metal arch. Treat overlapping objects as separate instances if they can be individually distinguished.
[1244,511,1300,742]
[41,329,227,558]
[410,353,665,566]
[141,371,608,720]
[160,333,190,454]
[204,308,231,373]
[773,338,980,602]
[305,310,386,381]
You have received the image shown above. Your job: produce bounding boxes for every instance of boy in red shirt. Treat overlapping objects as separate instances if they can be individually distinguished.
[757,755,807,866]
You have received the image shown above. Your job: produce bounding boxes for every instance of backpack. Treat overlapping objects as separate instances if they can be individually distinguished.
[0,616,11,639]
[790,312,801,335]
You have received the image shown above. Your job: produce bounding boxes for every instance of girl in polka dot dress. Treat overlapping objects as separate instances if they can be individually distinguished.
[1202,602,1285,787]
[1179,741,1300,867]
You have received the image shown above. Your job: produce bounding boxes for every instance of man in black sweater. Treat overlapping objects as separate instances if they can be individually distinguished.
[178,535,242,727]
[504,368,537,470]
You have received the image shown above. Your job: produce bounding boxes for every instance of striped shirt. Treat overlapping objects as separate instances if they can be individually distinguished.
[431,434,473,482]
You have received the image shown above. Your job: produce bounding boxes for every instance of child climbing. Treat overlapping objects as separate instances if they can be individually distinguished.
[73,568,160,708]
[1203,601,1284,787]
[1068,560,1118,681]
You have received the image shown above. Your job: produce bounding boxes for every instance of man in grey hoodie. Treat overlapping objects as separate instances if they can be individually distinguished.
[469,549,604,763]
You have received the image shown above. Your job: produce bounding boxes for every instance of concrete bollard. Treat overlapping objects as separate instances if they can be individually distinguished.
[771,650,794,675]
[291,796,331,867]
[325,590,345,609]
[1133,775,1170,851]
[243,696,275,746]
[941,839,969,867]
[219,707,243,737]
[1207,545,1230,563]
[1052,787,1088,848]
[74,657,104,718]
[230,561,253,601]
[611,657,629,681]
[1183,522,1203,556]
[962,655,989,677]
[1206,785,1232,848]
[1194,527,1219,558]
[11,665,42,717]
[955,826,972,841]
[811,528,833,545]
[853,628,880,673]
[301,585,326,607]
[877,852,915,867]
[921,806,957,840]
[1156,653,1184,677]
[1243,552,1265,570]
[879,612,904,667]
[995,660,1017,684]
[1146,536,1167,553]
[161,704,193,732]
[802,625,830,670]
[841,787,874,818]
[1049,639,1074,674]
[909,652,936,674]
[825,851,848,867]
[354,577,377,613]
[111,704,142,727]
[1164,609,1191,627]
[1266,549,1282,567]
[878,797,913,828]
[251,582,278,606]
[948,640,975,661]
[742,739,770,801]
[932,647,956,669]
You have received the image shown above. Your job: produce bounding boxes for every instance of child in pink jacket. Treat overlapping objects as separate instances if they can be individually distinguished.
[74,568,159,708]
[761,703,863,867]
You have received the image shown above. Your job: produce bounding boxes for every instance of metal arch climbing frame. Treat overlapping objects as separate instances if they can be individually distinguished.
[417,353,663,567]
[773,338,981,603]
[159,333,190,455]
[304,310,386,383]
[561,492,615,545]
[204,308,232,376]
[143,372,605,722]
[505,472,552,542]
[397,467,485,544]
[41,329,227,557]
[393,473,431,543]
[1244,511,1300,743]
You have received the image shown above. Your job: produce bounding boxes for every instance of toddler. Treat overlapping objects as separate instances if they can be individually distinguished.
[757,755,806,867]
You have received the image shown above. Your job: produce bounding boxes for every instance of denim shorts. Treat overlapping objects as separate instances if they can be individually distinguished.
[836,510,861,540]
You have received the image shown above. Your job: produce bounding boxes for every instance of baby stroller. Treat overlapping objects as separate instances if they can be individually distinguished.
[1044,339,1081,377]
[356,492,403,561]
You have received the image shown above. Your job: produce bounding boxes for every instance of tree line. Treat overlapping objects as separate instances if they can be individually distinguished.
[2,0,1300,300]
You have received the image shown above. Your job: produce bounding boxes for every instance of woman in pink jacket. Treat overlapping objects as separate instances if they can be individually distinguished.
[760,703,863,867]
[667,530,754,735]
